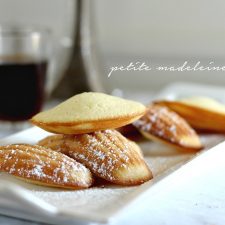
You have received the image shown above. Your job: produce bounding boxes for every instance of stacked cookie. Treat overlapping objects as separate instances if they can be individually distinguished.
[0,92,152,189]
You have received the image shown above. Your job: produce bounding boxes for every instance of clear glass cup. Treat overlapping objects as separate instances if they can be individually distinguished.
[0,25,51,137]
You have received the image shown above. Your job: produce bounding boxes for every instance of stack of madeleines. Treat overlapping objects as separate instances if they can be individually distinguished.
[0,92,152,189]
[1,93,222,189]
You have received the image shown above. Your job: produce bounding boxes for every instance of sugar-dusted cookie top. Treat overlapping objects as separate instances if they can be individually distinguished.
[133,104,203,151]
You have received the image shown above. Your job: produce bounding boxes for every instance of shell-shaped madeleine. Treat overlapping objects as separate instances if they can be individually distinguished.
[0,144,93,189]
[31,92,146,134]
[38,130,152,186]
[133,104,203,151]
[155,97,225,132]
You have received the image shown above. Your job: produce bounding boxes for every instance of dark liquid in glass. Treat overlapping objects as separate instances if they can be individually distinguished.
[0,57,47,121]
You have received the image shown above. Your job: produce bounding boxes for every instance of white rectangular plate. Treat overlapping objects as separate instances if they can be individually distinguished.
[1,82,225,225]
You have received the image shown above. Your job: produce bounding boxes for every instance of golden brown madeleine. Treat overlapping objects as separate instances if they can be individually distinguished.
[38,130,153,186]
[0,144,93,189]
[133,104,203,151]
[155,97,225,132]
[31,92,146,134]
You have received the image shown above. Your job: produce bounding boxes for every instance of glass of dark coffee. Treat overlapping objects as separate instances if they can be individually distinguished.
[0,26,51,136]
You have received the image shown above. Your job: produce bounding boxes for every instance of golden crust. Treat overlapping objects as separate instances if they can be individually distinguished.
[31,113,144,135]
[0,144,93,189]
[38,130,153,186]
[155,98,225,132]
[133,104,203,151]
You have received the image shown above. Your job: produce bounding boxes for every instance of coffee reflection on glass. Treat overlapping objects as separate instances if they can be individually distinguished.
[0,26,50,122]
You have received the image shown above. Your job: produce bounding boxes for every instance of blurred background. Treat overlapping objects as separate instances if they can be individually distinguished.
[0,0,225,99]
[96,0,225,95]
[0,0,225,100]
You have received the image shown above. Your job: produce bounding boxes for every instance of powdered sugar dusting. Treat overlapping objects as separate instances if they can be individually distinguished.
[0,144,92,188]
[62,130,141,182]
[133,105,197,146]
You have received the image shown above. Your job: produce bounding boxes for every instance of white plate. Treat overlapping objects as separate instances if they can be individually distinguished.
[0,82,225,225]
